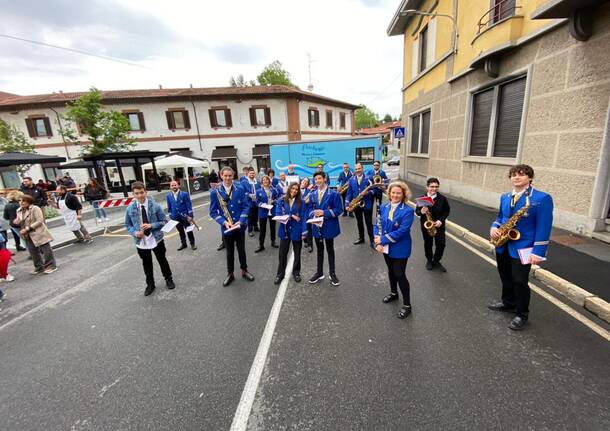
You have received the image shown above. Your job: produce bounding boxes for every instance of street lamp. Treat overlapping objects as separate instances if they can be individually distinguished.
[400,9,458,54]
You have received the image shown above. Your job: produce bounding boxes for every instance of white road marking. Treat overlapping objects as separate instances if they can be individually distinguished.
[446,231,610,342]
[230,251,295,431]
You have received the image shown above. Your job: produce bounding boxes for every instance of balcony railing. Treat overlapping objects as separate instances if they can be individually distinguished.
[476,0,522,35]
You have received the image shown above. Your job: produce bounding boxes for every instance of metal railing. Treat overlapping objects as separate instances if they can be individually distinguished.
[476,0,521,35]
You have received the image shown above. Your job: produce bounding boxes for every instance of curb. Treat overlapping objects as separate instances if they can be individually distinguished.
[408,201,610,324]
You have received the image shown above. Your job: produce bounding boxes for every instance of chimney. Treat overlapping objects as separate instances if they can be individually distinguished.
[159,84,163,89]
[189,84,193,88]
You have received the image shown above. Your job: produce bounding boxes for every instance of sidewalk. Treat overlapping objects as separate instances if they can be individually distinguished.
[407,182,610,303]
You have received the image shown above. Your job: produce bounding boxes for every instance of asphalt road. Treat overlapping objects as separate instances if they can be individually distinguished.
[1,191,609,430]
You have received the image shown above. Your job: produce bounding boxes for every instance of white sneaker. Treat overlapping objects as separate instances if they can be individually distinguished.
[2,274,15,282]
[104,217,110,222]
[96,218,102,223]
[44,267,58,274]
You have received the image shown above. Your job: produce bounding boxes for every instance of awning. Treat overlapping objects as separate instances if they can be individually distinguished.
[60,159,138,169]
[211,147,237,160]
[0,152,66,167]
[252,145,270,158]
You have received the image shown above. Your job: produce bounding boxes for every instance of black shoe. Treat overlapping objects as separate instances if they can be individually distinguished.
[487,301,516,312]
[223,273,235,286]
[293,273,302,283]
[242,270,255,281]
[329,273,340,286]
[435,262,447,272]
[509,315,528,330]
[16,246,27,251]
[349,213,354,218]
[271,242,279,248]
[397,305,412,319]
[425,261,433,270]
[177,243,188,251]
[383,293,399,303]
[191,244,197,250]
[353,238,364,245]
[144,284,155,296]
[255,246,265,253]
[308,273,324,284]
[248,231,255,237]
[166,278,176,290]
[342,213,347,217]
[217,242,225,251]
[274,275,283,285]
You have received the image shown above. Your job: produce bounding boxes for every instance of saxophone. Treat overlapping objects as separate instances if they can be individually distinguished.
[346,176,383,212]
[338,182,349,195]
[490,196,530,247]
[216,189,234,226]
[423,211,438,237]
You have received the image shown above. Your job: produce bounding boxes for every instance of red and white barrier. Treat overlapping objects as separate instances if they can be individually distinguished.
[97,198,134,208]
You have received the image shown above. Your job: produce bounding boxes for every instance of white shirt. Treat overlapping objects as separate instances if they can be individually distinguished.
[222,183,233,196]
[172,191,180,201]
[136,199,157,250]
[427,193,437,199]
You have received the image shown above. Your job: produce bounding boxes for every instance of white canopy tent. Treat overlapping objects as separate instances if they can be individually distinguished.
[140,154,207,194]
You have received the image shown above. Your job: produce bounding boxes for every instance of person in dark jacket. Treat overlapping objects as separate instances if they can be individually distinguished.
[414,177,451,272]
[208,170,219,185]
[84,178,108,222]
[54,185,93,243]
[3,191,26,251]
[20,176,47,207]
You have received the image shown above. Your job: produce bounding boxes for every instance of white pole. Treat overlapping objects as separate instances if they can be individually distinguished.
[185,163,191,194]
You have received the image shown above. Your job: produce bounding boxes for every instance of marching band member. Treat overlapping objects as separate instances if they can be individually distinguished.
[267,168,280,189]
[345,162,375,248]
[167,180,197,251]
[366,160,389,208]
[277,172,289,195]
[274,182,308,284]
[308,172,343,286]
[255,175,281,253]
[373,181,414,319]
[488,164,553,331]
[337,162,353,218]
[241,167,260,237]
[414,177,450,271]
[210,166,255,286]
[300,177,314,253]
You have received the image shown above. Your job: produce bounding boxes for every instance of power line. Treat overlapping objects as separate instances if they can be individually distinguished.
[0,34,151,70]
[364,71,402,105]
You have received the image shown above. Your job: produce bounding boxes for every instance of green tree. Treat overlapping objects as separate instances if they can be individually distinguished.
[61,88,135,156]
[0,118,36,176]
[355,105,379,129]
[257,61,297,87]
[382,113,393,123]
[229,74,256,87]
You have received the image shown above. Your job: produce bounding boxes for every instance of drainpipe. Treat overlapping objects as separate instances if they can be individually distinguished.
[189,98,203,152]
[49,106,72,160]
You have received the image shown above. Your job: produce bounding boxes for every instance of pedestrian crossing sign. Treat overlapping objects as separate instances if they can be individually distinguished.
[393,127,405,139]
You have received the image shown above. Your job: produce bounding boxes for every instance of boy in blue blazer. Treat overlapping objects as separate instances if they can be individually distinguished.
[366,160,389,208]
[167,180,196,251]
[488,164,554,330]
[337,162,353,218]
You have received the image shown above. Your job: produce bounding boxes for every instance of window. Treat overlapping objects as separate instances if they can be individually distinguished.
[209,107,233,128]
[166,109,191,130]
[409,110,430,155]
[468,76,526,159]
[326,110,333,128]
[308,108,320,127]
[491,0,516,24]
[419,25,428,73]
[249,106,271,127]
[355,147,375,165]
[25,116,52,137]
[340,112,346,129]
[123,112,145,131]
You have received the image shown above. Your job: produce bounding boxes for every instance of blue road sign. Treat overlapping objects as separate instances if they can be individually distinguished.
[393,127,405,139]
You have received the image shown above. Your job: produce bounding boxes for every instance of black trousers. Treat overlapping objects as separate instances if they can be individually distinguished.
[277,238,302,277]
[315,237,336,274]
[259,216,276,246]
[421,227,446,263]
[136,240,172,287]
[354,206,374,242]
[176,219,195,246]
[225,231,248,274]
[10,225,22,248]
[247,205,259,232]
[383,254,410,306]
[306,224,313,247]
[496,247,531,317]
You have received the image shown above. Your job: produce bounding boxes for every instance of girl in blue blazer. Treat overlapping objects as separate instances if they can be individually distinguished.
[255,176,281,252]
[274,182,308,284]
[300,177,314,253]
[374,181,415,319]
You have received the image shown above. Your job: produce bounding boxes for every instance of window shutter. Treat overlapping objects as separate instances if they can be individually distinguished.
[183,110,191,129]
[225,109,233,127]
[426,18,436,67]
[493,77,526,158]
[25,118,35,137]
[209,110,217,128]
[137,112,146,131]
[315,110,320,126]
[249,108,256,126]
[410,115,420,153]
[264,107,271,126]
[411,40,419,79]
[469,88,494,156]
[421,111,431,154]
[419,26,428,73]
[166,111,175,129]
[43,117,53,136]
[308,110,313,127]
[326,111,332,128]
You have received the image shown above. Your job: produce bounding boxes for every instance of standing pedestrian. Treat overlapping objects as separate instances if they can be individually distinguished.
[84,178,109,223]
[337,162,353,218]
[414,177,450,272]
[16,195,57,274]
[241,167,260,237]
[167,180,197,251]
[3,191,26,251]
[20,176,47,207]
[366,160,389,208]
[54,186,93,244]
[124,181,176,296]
[346,163,375,247]
[374,181,414,319]
[255,175,280,253]
[300,177,314,253]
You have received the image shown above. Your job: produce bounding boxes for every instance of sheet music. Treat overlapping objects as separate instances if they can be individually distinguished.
[161,219,179,233]
[260,203,274,210]
[224,221,241,233]
[185,225,195,233]
[307,216,324,227]
[272,215,290,224]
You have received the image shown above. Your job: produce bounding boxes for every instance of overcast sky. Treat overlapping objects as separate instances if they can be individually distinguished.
[0,0,404,117]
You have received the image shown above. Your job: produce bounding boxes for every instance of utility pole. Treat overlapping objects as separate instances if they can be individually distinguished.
[307,53,314,92]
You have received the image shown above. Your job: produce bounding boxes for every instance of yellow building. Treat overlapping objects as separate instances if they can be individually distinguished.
[388,0,610,241]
